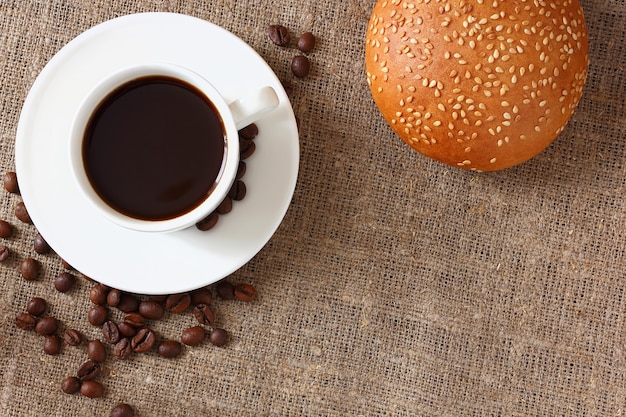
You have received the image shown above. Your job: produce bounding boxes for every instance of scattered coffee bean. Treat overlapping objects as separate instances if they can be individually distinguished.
[239,139,256,160]
[63,329,82,346]
[80,380,104,398]
[239,123,259,140]
[20,258,40,281]
[228,180,247,201]
[61,376,82,394]
[102,320,121,344]
[234,283,258,302]
[26,297,47,316]
[110,403,135,417]
[236,161,247,179]
[196,212,219,231]
[14,201,31,224]
[87,339,107,362]
[0,219,13,238]
[116,293,139,313]
[209,328,229,347]
[3,171,19,194]
[131,328,156,353]
[77,360,102,381]
[268,24,290,46]
[216,281,236,300]
[291,55,311,78]
[0,245,9,262]
[33,233,51,254]
[193,304,215,325]
[34,316,58,335]
[149,294,167,303]
[43,335,62,355]
[87,305,108,326]
[117,322,138,338]
[114,337,132,360]
[89,283,109,305]
[54,272,76,293]
[138,301,165,320]
[181,326,205,346]
[15,312,37,331]
[190,287,212,306]
[157,340,182,359]
[216,196,233,215]
[106,288,121,307]
[165,293,191,314]
[122,312,146,329]
[297,32,316,53]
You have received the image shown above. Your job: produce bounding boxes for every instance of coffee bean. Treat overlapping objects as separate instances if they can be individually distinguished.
[138,301,165,320]
[110,403,135,417]
[88,305,108,326]
[268,24,290,46]
[297,32,316,53]
[196,212,219,231]
[193,304,215,325]
[181,326,205,346]
[102,321,121,344]
[239,123,259,140]
[43,335,62,355]
[87,339,107,362]
[20,258,40,281]
[234,283,258,302]
[15,312,37,331]
[63,329,82,346]
[131,328,156,353]
[61,376,82,394]
[0,219,13,238]
[35,316,58,335]
[216,196,233,215]
[190,287,212,306]
[165,293,191,313]
[228,180,246,201]
[239,138,256,159]
[122,312,146,328]
[80,380,104,398]
[236,161,247,179]
[291,55,311,78]
[149,294,167,303]
[14,201,31,224]
[209,328,229,347]
[157,340,182,359]
[0,245,9,262]
[3,172,19,194]
[106,289,121,307]
[77,360,101,381]
[114,337,132,360]
[89,284,109,305]
[116,293,139,313]
[33,233,51,254]
[54,272,76,293]
[61,259,74,270]
[26,297,47,316]
[216,281,236,300]
[117,322,138,338]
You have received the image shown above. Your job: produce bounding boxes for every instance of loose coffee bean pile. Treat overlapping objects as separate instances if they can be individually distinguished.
[268,25,316,78]
[5,170,258,415]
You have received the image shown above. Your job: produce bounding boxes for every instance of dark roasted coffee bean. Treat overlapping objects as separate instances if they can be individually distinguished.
[165,293,191,313]
[193,304,215,325]
[236,161,247,179]
[54,272,76,293]
[3,171,19,194]
[228,180,246,201]
[33,233,51,254]
[26,297,47,316]
[35,316,58,335]
[116,293,139,313]
[61,376,82,394]
[297,32,316,52]
[196,212,219,231]
[291,55,311,78]
[239,138,256,160]
[117,322,137,338]
[234,283,258,302]
[190,287,212,306]
[0,219,13,238]
[157,340,182,359]
[88,305,108,326]
[20,258,40,281]
[80,380,104,398]
[63,329,82,346]
[131,328,156,353]
[77,360,101,381]
[149,294,167,303]
[123,312,146,328]
[209,328,229,347]
[14,202,31,224]
[239,123,259,140]
[90,284,109,305]
[268,24,290,46]
[0,245,9,262]
[15,312,37,331]
[138,301,165,320]
[110,403,135,417]
[87,339,106,362]
[106,288,121,307]
[102,321,121,344]
[114,337,132,359]
[181,326,205,346]
[216,280,236,300]
[43,335,62,355]
[216,196,232,215]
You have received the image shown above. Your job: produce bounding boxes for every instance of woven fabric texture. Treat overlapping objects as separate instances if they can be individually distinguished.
[0,0,624,416]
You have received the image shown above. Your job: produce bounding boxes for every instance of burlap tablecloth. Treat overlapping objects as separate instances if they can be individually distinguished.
[0,1,624,416]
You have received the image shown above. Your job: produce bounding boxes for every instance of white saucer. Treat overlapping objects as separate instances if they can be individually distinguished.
[15,13,299,295]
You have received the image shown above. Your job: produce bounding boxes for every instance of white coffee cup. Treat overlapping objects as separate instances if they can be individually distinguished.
[69,62,278,233]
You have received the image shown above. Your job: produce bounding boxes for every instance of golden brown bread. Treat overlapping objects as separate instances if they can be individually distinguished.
[365,0,589,171]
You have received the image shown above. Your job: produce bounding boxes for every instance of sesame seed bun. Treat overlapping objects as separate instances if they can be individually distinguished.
[366,0,589,171]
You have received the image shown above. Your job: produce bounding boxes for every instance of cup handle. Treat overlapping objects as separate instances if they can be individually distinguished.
[228,86,279,130]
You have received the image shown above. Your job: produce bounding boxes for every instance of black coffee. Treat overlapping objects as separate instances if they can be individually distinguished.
[83,75,226,221]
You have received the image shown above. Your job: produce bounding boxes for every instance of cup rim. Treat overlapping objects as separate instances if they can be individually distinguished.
[68,62,240,233]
